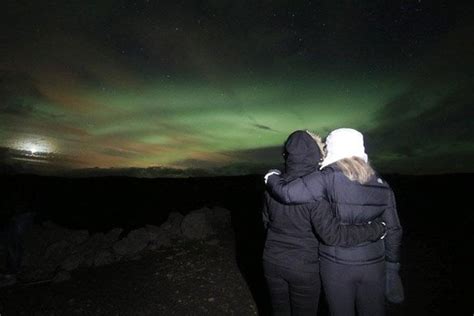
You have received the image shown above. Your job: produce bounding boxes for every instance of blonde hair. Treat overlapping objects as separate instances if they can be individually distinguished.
[305,130,327,159]
[336,156,375,184]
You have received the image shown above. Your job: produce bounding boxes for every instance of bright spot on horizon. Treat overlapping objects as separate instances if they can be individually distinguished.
[12,137,56,155]
[28,144,38,154]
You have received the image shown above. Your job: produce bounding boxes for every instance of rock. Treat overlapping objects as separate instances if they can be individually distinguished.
[41,221,73,244]
[161,212,184,237]
[112,229,149,256]
[206,239,219,246]
[94,250,114,267]
[73,232,107,267]
[148,228,172,250]
[60,253,84,271]
[68,230,90,245]
[156,231,172,247]
[145,225,161,239]
[15,211,231,282]
[20,267,53,282]
[87,232,106,248]
[208,207,232,231]
[83,256,94,267]
[131,254,142,261]
[148,235,170,250]
[147,243,158,251]
[129,227,157,243]
[181,207,232,240]
[53,270,71,283]
[181,208,214,240]
[24,226,91,274]
[104,228,123,246]
[44,240,70,261]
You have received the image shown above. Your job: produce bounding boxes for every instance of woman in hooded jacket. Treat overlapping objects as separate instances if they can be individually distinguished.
[262,130,387,316]
[265,128,403,316]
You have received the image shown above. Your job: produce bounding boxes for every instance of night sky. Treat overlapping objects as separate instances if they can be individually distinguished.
[1,1,473,175]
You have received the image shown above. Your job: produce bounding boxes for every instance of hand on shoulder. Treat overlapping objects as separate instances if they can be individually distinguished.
[264,169,281,184]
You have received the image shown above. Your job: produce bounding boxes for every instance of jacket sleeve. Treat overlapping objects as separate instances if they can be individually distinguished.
[310,199,385,246]
[266,171,325,204]
[380,189,403,263]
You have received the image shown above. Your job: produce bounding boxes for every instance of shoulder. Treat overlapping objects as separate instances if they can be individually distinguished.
[302,167,333,182]
[371,174,393,190]
[320,165,340,179]
[366,175,395,204]
[317,166,339,185]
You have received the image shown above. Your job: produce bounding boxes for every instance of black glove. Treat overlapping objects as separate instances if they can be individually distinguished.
[385,261,404,303]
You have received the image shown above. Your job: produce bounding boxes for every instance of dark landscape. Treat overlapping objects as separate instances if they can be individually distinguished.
[0,173,472,315]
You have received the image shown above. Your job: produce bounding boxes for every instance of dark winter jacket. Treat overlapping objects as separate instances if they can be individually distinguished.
[266,164,402,265]
[263,131,386,271]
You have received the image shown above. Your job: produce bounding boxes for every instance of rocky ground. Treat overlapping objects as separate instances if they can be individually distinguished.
[0,238,257,315]
[0,203,469,315]
[0,207,258,315]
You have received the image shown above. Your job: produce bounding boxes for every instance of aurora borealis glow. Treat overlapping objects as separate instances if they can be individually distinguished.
[1,1,473,175]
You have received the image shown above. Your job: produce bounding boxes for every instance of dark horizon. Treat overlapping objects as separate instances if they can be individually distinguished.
[1,162,473,179]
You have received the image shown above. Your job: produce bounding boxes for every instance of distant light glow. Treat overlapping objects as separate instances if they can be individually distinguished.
[12,137,56,155]
[28,144,39,154]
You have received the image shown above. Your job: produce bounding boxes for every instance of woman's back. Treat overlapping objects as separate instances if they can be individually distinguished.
[262,130,323,271]
[263,191,321,271]
[326,167,392,224]
[318,166,397,265]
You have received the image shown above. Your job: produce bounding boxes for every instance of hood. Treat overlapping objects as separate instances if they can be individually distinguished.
[283,130,321,178]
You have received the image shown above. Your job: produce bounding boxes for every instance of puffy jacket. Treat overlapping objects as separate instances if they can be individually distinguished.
[263,131,386,271]
[266,164,402,265]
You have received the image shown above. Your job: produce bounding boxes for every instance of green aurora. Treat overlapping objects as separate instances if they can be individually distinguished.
[1,1,473,175]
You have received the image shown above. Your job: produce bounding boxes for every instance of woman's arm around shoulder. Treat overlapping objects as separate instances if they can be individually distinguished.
[310,199,386,246]
[266,169,327,204]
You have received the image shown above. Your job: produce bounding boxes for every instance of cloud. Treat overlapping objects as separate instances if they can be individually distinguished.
[223,145,283,163]
[252,123,278,132]
[0,146,87,175]
[367,84,474,173]
[0,71,42,116]
[169,145,284,175]
[363,20,474,173]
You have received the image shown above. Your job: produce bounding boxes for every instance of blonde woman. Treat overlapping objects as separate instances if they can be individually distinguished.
[265,128,403,316]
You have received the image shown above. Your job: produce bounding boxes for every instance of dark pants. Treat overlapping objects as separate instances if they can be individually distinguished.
[263,261,321,316]
[320,258,385,316]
